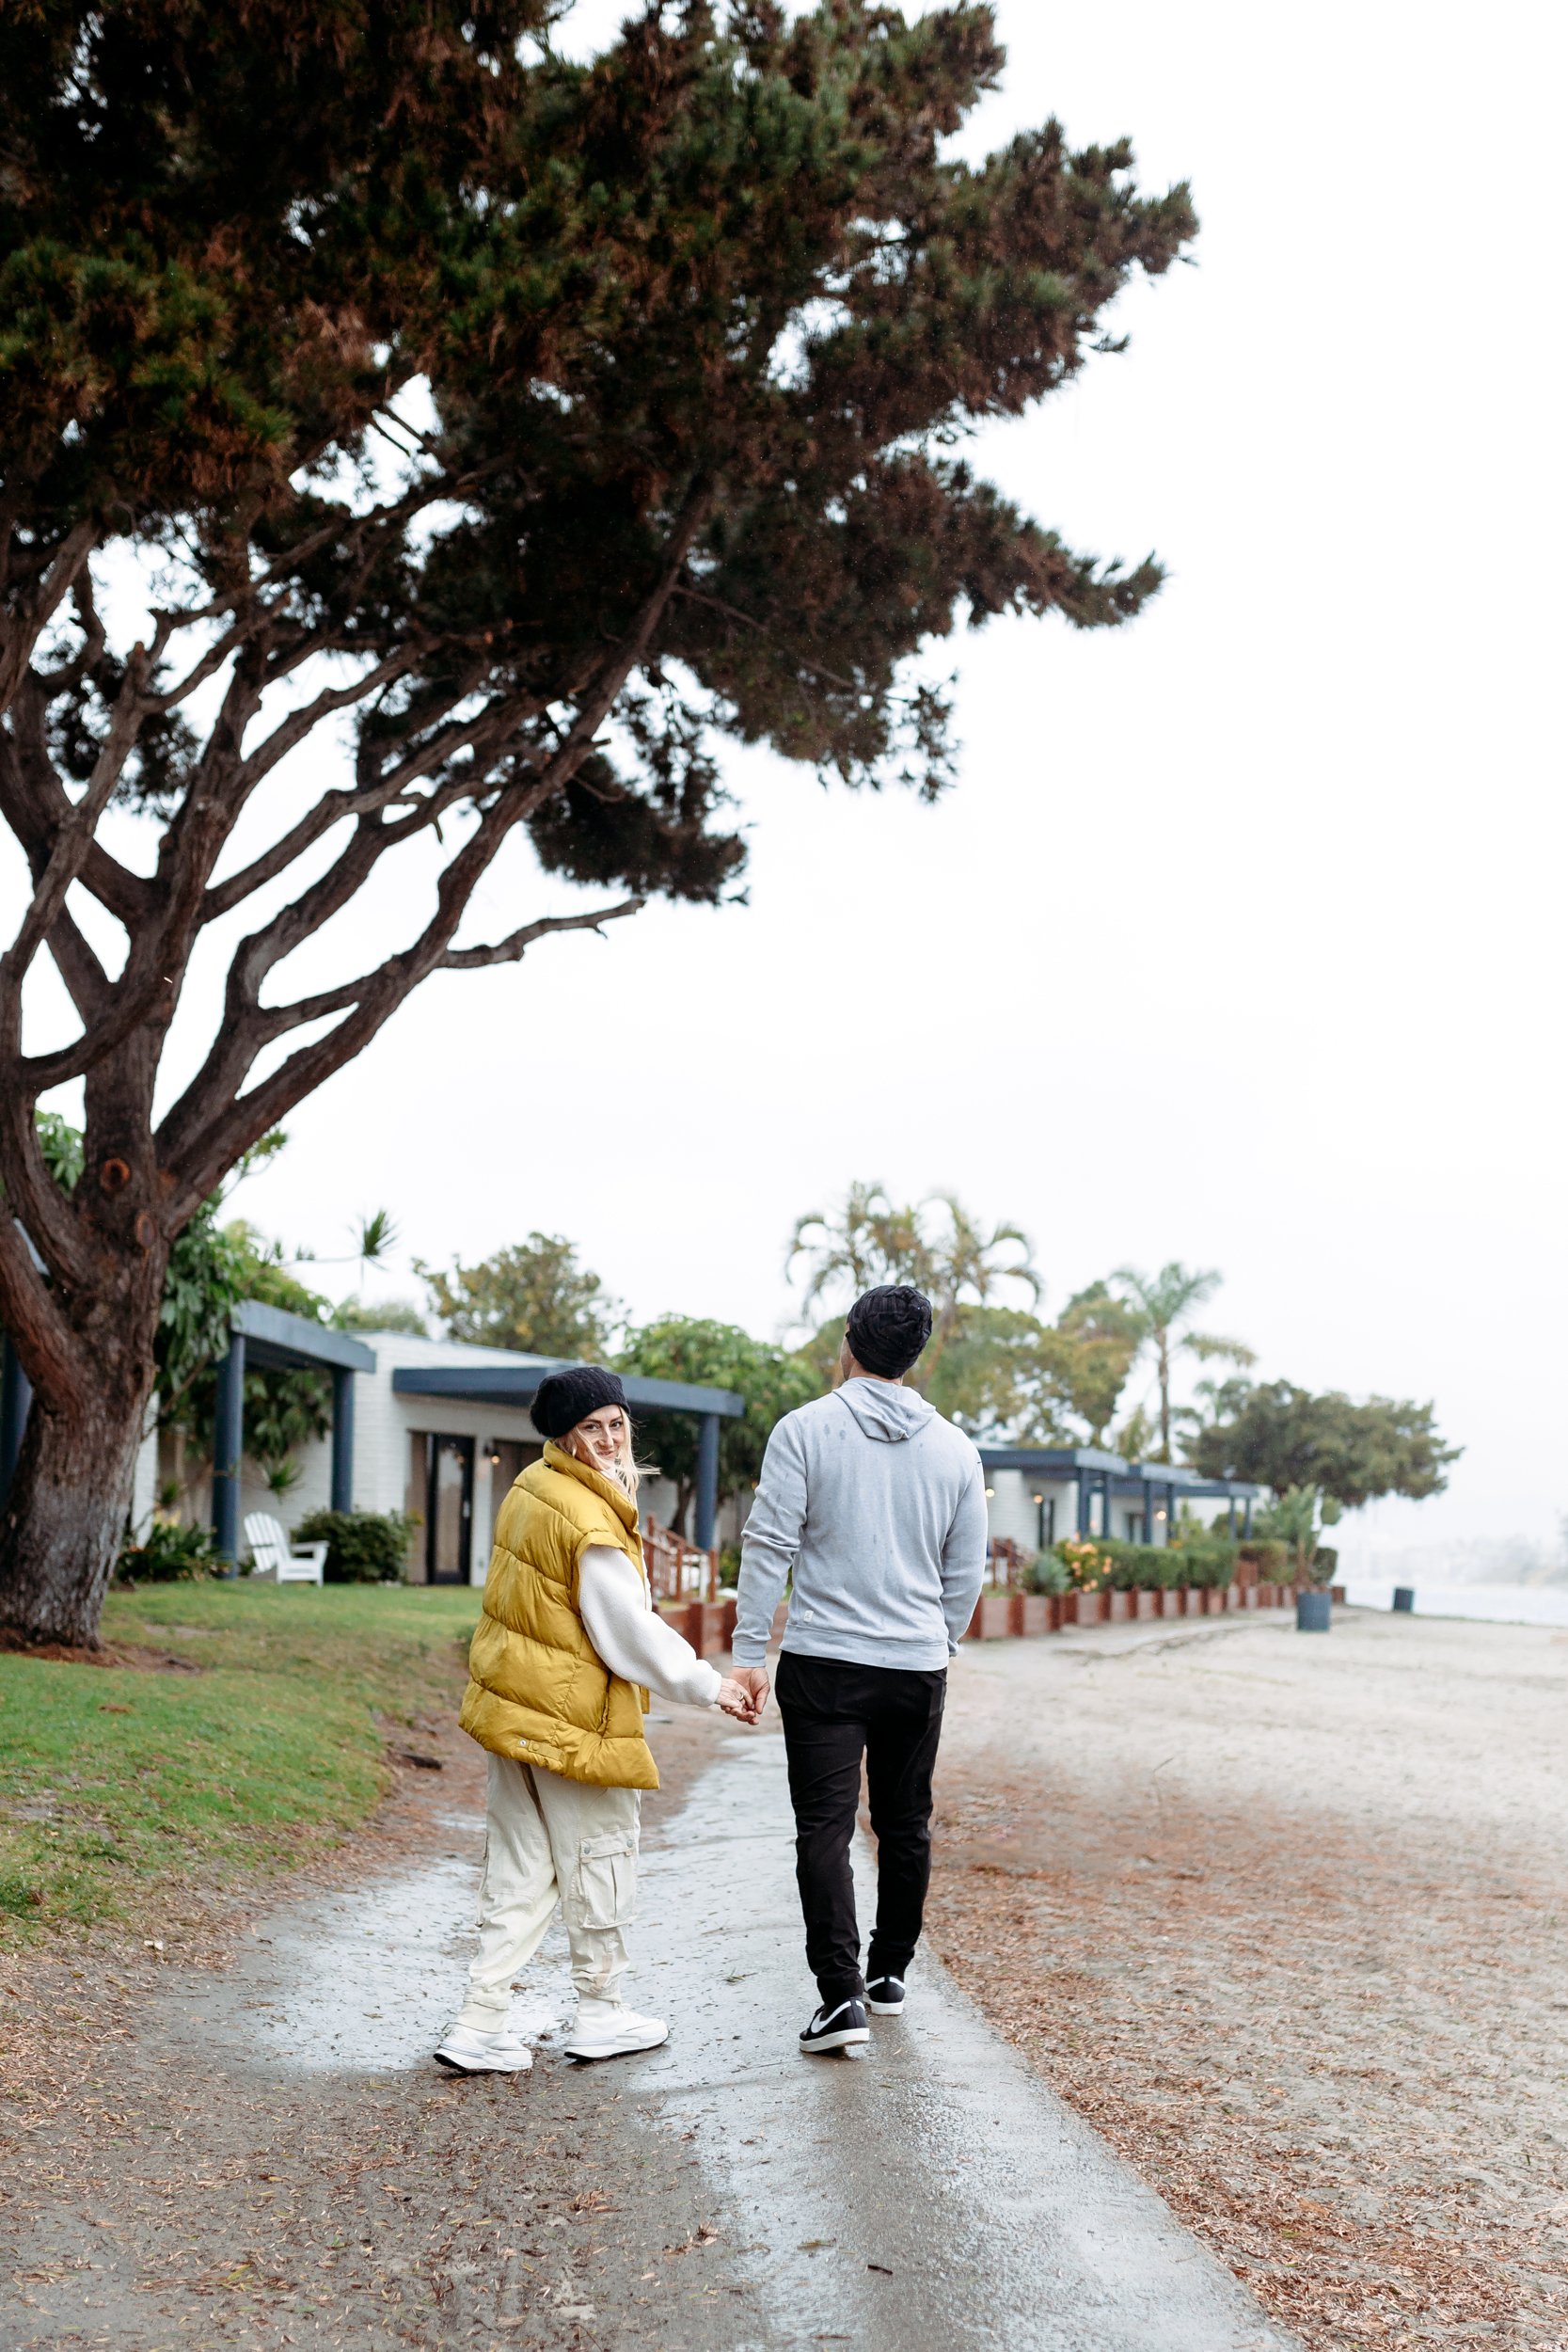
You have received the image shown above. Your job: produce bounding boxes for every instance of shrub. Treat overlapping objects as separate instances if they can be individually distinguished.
[1054,1537,1111,1591]
[1308,1544,1338,1588]
[1237,1538,1289,1581]
[1169,1532,1240,1589]
[117,1519,220,1582]
[292,1508,419,1584]
[1100,1540,1180,1591]
[1019,1548,1069,1597]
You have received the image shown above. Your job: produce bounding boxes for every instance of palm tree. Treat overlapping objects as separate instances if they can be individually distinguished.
[919,1194,1040,1381]
[786,1183,930,1315]
[1111,1262,1256,1462]
[787,1184,1040,1387]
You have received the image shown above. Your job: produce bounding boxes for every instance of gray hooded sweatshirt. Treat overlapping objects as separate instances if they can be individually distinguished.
[732,1378,990,1674]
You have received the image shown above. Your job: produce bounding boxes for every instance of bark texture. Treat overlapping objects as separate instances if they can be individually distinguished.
[0,1367,151,1645]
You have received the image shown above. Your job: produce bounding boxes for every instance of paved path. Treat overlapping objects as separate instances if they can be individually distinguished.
[4,1699,1298,2349]
[630,1723,1296,2352]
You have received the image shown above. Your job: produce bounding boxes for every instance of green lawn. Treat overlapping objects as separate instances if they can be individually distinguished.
[0,1582,479,1942]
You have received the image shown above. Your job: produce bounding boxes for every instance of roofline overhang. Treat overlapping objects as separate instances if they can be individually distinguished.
[978,1446,1128,1475]
[390,1363,744,1419]
[232,1299,376,1376]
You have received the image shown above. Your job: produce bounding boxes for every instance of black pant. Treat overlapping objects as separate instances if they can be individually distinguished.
[774,1650,947,2008]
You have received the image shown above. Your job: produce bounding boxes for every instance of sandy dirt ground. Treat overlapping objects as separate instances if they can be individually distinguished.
[924,1608,1568,2352]
[0,1702,759,2351]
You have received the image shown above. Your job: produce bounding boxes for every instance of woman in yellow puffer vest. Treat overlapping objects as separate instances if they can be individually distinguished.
[436,1366,758,2073]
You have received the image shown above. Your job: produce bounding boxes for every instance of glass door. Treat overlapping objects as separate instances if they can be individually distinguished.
[426,1435,475,1584]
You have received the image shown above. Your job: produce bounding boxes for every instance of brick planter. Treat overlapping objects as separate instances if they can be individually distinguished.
[1020,1594,1053,1637]
[970,1593,1016,1640]
[1132,1590,1160,1622]
[1106,1590,1133,1624]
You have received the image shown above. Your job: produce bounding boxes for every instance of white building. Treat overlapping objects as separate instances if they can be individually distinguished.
[980,1446,1261,1551]
[195,1307,743,1584]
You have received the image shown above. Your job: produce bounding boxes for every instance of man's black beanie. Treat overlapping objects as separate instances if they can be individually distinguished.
[845,1285,934,1379]
[531,1365,627,1440]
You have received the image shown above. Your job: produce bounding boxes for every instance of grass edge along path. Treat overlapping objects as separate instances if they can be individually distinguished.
[0,1583,479,1943]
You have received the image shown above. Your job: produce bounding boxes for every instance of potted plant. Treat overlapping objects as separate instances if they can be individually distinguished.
[1255,1485,1338,1630]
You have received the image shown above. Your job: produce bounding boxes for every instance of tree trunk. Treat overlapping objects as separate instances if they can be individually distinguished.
[0,1361,153,1647]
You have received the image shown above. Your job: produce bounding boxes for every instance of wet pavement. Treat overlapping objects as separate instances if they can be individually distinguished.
[5,1705,1298,2349]
[630,1724,1296,2352]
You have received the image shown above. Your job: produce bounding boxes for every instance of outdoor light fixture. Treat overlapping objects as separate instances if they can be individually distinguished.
[984,1486,995,1499]
[1030,1490,1043,1503]
[1154,1508,1167,1522]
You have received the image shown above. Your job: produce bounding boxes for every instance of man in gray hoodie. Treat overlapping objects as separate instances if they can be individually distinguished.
[731,1285,989,2054]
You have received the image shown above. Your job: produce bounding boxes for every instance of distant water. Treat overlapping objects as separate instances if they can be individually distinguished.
[1342,1581,1568,1630]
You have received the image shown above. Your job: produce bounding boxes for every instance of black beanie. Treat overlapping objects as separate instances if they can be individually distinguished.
[845,1285,934,1379]
[531,1365,628,1439]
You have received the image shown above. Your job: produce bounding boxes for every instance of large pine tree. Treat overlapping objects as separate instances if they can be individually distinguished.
[0,1,1196,1642]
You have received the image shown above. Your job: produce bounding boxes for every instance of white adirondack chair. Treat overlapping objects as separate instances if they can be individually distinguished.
[245,1511,328,1585]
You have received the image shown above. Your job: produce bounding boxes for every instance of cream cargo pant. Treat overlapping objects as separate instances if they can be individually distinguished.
[457,1753,640,2031]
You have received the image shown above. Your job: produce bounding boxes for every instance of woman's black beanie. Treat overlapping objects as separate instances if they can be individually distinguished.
[845,1285,934,1379]
[531,1365,627,1440]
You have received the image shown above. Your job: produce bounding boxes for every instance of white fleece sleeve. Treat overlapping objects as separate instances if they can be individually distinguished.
[939,1458,991,1652]
[578,1546,722,1709]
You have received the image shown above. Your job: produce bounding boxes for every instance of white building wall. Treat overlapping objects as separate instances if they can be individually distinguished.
[130,1422,159,1540]
[982,1472,1081,1553]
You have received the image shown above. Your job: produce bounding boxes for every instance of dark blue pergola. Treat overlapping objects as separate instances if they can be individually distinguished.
[209,1302,377,1565]
[977,1444,1262,1543]
[389,1360,744,1551]
[0,1317,747,1564]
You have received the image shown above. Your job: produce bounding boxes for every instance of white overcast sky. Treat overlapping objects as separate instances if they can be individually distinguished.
[12,2,1566,1568]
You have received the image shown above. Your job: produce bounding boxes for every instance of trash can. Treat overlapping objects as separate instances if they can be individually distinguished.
[1392,1586,1415,1613]
[1296,1589,1332,1633]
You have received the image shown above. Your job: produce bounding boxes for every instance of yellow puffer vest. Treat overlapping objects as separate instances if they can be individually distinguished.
[458,1443,657,1791]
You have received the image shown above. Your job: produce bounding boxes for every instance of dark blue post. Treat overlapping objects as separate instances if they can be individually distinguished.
[1243,1493,1254,1538]
[1077,1473,1091,1537]
[694,1412,721,1553]
[1,1334,32,1508]
[212,1333,245,1568]
[1142,1476,1153,1547]
[1227,1494,1238,1536]
[330,1366,356,1513]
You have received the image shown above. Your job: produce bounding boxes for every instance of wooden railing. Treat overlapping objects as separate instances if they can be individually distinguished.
[643,1518,720,1603]
[987,1534,1028,1588]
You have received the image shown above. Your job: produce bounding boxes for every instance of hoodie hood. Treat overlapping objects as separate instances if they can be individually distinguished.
[834,1377,938,1444]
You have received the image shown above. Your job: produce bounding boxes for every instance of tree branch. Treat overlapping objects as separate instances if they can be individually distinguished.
[0,681,151,930]
[0,651,148,1008]
[440,895,645,971]
[0,519,101,719]
[157,477,716,1214]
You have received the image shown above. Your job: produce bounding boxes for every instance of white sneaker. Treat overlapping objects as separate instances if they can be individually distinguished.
[435,2022,533,2074]
[562,1998,669,2060]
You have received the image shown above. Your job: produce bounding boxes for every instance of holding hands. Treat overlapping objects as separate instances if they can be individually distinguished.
[716,1668,770,1724]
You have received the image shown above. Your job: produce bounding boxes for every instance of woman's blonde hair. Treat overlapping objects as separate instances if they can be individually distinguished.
[562,1406,642,1502]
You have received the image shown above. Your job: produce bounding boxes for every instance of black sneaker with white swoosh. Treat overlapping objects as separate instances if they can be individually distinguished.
[865,1975,906,2014]
[799,1996,870,2054]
